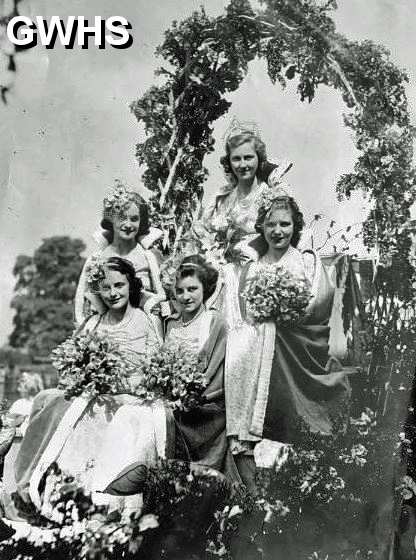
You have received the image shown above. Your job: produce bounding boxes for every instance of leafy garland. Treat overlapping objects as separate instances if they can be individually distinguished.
[130,0,416,267]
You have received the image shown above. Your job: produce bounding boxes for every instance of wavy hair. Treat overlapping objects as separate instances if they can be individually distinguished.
[220,131,269,184]
[175,254,219,302]
[255,197,304,249]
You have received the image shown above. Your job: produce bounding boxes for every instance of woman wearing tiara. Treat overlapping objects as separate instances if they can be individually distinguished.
[74,181,167,325]
[222,185,350,490]
[13,257,165,517]
[165,255,228,471]
[194,119,292,263]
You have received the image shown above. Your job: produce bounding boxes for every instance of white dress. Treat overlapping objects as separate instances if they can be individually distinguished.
[21,306,166,517]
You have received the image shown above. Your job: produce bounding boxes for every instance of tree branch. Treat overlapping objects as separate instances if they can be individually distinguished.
[159,146,184,209]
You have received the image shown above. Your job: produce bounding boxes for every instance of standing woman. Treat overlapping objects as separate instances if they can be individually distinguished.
[195,119,292,262]
[75,182,166,325]
[165,255,228,472]
[223,186,350,489]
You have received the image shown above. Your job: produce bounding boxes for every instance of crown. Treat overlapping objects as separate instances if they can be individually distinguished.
[223,117,261,144]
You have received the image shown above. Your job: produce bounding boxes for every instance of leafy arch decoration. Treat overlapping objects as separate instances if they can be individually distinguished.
[131,0,416,417]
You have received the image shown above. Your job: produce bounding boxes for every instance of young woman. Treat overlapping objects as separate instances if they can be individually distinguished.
[74,183,166,325]
[223,187,350,489]
[13,258,164,517]
[195,120,292,262]
[165,255,228,471]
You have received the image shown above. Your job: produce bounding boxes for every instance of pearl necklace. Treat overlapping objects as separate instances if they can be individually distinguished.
[180,305,205,328]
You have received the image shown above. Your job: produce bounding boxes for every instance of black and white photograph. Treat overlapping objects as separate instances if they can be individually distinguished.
[0,0,416,558]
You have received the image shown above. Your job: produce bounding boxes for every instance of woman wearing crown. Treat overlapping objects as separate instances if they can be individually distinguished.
[193,119,293,265]
[74,181,167,325]
[222,185,350,490]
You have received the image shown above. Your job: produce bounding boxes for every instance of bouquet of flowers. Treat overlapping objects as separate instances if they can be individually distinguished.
[52,331,133,400]
[242,264,312,325]
[135,343,207,412]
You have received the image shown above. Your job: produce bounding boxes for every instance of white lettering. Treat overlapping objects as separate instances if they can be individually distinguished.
[77,16,103,47]
[35,15,77,47]
[6,16,36,47]
[105,16,131,47]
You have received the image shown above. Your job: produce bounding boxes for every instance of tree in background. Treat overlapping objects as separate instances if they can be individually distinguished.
[9,236,85,357]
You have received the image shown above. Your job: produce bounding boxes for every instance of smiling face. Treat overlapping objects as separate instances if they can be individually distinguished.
[112,202,140,242]
[263,206,295,254]
[229,140,259,184]
[175,274,204,319]
[99,269,130,311]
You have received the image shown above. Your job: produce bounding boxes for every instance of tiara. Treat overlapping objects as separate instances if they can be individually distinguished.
[85,256,107,287]
[223,117,261,144]
[254,182,295,214]
[103,180,140,218]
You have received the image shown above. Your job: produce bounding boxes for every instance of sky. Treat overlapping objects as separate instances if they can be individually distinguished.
[0,0,415,345]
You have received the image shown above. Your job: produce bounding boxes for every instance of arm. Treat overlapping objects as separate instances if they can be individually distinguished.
[74,255,106,326]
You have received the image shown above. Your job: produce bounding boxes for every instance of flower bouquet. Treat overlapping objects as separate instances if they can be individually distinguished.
[52,331,133,400]
[242,264,312,325]
[135,343,207,412]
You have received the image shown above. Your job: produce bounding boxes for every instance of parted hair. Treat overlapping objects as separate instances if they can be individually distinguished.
[176,255,219,302]
[103,257,143,308]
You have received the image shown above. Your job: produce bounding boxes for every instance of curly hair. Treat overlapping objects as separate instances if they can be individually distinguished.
[255,197,304,249]
[103,257,143,308]
[220,131,269,184]
[101,192,150,243]
[175,254,219,302]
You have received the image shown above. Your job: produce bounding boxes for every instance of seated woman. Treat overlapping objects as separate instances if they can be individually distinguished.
[12,257,164,518]
[74,182,167,325]
[166,255,228,472]
[223,185,350,489]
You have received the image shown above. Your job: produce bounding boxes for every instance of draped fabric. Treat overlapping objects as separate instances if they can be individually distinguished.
[224,247,350,448]
[171,313,228,471]
[12,307,168,517]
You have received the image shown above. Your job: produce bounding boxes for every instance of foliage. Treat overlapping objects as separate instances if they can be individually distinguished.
[52,331,133,400]
[130,0,263,249]
[135,343,207,412]
[242,263,312,324]
[9,236,86,357]
[0,461,234,560]
[206,410,406,560]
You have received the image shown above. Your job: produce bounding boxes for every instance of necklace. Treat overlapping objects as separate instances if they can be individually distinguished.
[181,305,205,328]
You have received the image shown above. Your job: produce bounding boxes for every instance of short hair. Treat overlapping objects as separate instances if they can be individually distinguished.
[100,192,150,243]
[220,131,268,184]
[102,257,143,308]
[255,197,304,249]
[175,255,219,302]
